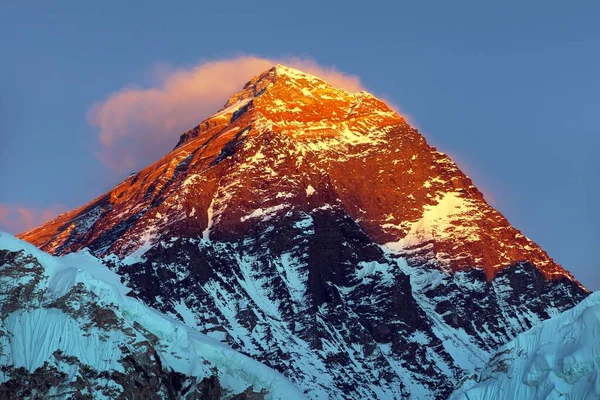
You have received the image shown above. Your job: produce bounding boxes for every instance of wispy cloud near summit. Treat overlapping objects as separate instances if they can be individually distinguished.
[88,56,368,172]
[0,204,65,234]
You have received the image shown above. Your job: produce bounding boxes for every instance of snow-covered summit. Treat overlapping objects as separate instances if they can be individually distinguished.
[167,62,400,151]
[270,64,326,83]
[452,291,600,399]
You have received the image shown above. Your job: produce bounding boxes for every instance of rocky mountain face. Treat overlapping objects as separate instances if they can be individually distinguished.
[19,65,588,399]
[0,232,303,400]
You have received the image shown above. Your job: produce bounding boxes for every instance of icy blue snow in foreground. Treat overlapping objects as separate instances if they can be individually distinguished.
[452,290,600,399]
[0,231,306,399]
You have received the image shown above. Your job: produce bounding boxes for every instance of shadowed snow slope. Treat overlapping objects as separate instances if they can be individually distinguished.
[0,231,305,400]
[452,291,600,399]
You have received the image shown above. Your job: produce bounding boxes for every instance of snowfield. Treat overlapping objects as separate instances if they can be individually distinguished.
[0,231,306,399]
[452,291,600,399]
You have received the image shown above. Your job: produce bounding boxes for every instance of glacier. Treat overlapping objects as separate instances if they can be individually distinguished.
[0,231,305,399]
[452,290,600,399]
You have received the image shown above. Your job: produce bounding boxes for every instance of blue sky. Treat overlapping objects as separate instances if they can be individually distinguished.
[0,1,598,289]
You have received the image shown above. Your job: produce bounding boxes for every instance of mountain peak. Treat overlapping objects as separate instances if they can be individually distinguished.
[271,63,321,80]
[16,65,588,399]
[20,66,581,286]
[221,63,341,109]
[221,62,363,108]
[173,64,401,150]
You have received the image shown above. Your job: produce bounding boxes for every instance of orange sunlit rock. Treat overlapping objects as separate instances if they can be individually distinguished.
[20,65,579,285]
